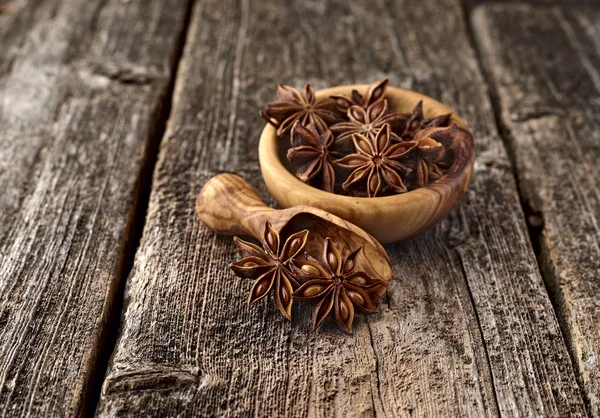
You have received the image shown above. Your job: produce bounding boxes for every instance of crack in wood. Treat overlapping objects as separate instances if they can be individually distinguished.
[80,0,198,416]
[366,323,382,417]
[454,247,502,416]
[102,368,200,395]
[471,3,598,415]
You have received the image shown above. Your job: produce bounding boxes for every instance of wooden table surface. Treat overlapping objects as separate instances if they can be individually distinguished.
[0,0,598,416]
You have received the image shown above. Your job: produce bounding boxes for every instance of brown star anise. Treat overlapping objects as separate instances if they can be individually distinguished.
[329,78,389,112]
[329,100,406,147]
[291,238,380,333]
[260,84,340,136]
[406,124,458,187]
[286,121,339,192]
[396,101,452,141]
[336,124,415,197]
[229,222,308,320]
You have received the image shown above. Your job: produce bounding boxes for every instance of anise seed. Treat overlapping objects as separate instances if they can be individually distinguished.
[281,285,290,305]
[256,282,269,297]
[339,300,350,321]
[327,252,338,270]
[347,290,365,306]
[301,264,321,276]
[288,238,301,256]
[304,285,326,297]
[266,233,277,252]
[349,276,367,286]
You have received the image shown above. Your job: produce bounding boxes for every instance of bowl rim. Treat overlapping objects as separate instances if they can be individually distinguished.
[259,84,475,207]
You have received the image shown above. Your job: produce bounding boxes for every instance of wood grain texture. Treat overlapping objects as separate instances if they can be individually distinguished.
[98,0,585,416]
[0,0,189,415]
[465,0,597,7]
[473,3,600,415]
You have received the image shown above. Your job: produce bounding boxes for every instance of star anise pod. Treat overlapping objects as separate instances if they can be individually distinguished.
[286,121,339,192]
[406,124,458,187]
[229,222,308,320]
[329,78,389,112]
[329,100,406,148]
[291,238,380,333]
[336,124,415,197]
[260,84,340,136]
[396,101,452,141]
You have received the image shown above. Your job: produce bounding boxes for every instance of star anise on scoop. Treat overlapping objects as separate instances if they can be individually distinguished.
[406,124,458,187]
[396,101,452,141]
[329,78,389,112]
[336,124,415,197]
[260,83,340,136]
[287,121,339,192]
[291,238,380,333]
[229,222,308,320]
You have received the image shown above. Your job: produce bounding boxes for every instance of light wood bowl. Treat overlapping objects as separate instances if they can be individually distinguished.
[258,85,475,244]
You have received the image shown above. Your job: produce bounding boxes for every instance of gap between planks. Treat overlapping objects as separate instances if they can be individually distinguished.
[471,61,593,417]
[81,1,198,416]
[463,0,600,10]
[465,2,594,416]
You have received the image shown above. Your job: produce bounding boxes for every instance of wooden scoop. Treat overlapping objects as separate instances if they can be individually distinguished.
[196,173,392,299]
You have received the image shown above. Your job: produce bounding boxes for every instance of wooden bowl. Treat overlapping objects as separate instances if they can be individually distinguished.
[258,85,475,244]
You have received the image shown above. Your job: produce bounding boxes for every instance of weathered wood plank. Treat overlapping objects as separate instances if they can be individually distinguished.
[473,3,600,415]
[98,0,585,416]
[465,0,597,7]
[0,0,190,415]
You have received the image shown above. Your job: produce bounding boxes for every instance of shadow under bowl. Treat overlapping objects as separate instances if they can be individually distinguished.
[258,85,476,244]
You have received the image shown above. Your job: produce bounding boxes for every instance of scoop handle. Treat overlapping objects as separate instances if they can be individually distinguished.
[196,173,275,238]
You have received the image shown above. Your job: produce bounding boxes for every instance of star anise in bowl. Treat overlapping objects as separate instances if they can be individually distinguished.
[329,78,388,112]
[396,100,453,141]
[260,83,340,136]
[286,121,339,193]
[336,124,414,197]
[257,79,476,243]
[259,78,459,197]
[329,99,406,146]
[404,124,458,188]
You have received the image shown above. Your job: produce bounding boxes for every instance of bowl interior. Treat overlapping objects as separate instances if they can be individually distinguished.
[275,85,467,199]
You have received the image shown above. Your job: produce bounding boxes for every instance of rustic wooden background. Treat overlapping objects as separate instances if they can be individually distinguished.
[0,0,598,416]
